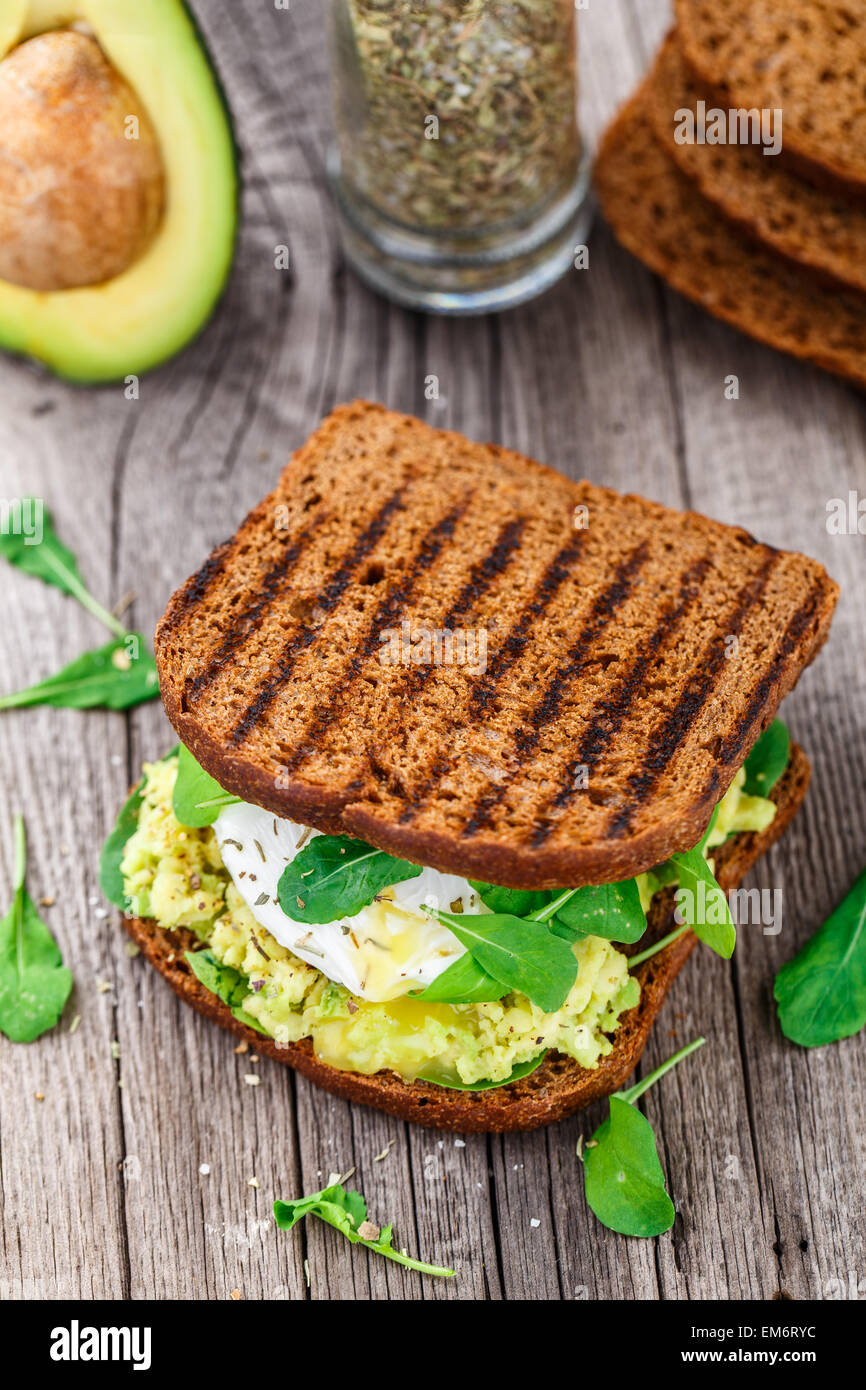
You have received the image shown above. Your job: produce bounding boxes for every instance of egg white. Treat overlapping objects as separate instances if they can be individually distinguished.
[213,801,484,1001]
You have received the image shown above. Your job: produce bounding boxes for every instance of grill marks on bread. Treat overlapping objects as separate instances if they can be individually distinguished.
[335,516,527,719]
[608,552,779,836]
[228,488,407,745]
[717,580,831,768]
[156,403,838,888]
[533,556,712,846]
[463,541,651,837]
[183,514,328,708]
[276,496,472,776]
[396,530,588,825]
[469,532,587,720]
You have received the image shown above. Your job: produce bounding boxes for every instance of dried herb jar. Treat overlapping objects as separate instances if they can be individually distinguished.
[327,0,591,313]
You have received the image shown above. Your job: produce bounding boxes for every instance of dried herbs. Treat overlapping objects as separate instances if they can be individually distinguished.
[332,0,580,231]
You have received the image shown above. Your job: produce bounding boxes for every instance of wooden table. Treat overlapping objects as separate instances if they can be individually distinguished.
[2,0,864,1302]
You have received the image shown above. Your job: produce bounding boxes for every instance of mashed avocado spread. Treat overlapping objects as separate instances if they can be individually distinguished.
[120,757,775,1087]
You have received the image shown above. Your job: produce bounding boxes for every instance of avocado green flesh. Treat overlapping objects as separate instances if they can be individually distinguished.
[112,757,778,1090]
[0,0,237,382]
[118,757,642,1088]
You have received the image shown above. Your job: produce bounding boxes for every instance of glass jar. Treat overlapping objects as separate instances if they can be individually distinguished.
[327,0,592,313]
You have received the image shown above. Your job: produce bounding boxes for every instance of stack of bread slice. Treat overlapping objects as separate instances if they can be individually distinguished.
[596,4,866,389]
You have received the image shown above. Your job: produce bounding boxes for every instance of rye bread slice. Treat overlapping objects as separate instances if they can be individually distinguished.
[650,33,866,294]
[156,403,836,890]
[596,86,866,393]
[676,0,866,196]
[122,744,810,1133]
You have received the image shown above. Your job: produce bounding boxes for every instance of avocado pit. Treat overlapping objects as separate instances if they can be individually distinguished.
[0,29,165,291]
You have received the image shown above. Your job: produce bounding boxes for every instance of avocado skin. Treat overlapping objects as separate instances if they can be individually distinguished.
[0,0,240,384]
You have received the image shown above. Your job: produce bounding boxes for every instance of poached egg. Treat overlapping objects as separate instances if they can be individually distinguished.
[213,801,484,1001]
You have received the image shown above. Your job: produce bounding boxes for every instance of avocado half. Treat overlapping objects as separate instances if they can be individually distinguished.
[0,0,238,383]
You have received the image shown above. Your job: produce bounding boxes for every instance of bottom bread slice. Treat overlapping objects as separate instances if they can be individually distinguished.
[595,87,866,392]
[122,744,810,1133]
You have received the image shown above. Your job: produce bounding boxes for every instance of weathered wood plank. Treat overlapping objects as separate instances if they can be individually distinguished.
[0,407,135,1298]
[665,317,866,1299]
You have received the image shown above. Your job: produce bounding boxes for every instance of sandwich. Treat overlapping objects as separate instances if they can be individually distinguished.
[100,402,838,1132]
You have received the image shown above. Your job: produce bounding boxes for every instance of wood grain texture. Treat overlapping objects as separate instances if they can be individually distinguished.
[0,0,863,1301]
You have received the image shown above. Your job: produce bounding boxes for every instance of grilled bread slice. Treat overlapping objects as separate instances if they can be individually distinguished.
[156,403,836,890]
[676,0,866,197]
[649,33,866,295]
[123,744,810,1133]
[596,89,866,393]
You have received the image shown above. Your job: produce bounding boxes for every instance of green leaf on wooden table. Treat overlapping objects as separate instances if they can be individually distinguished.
[274,1180,454,1278]
[743,719,790,798]
[774,868,866,1048]
[554,879,647,944]
[0,634,159,711]
[417,950,506,1004]
[185,948,270,1035]
[584,1097,675,1238]
[172,744,241,827]
[0,498,126,639]
[0,815,73,1042]
[667,847,736,959]
[419,1051,548,1091]
[278,835,422,925]
[432,910,577,1013]
[581,1038,705,1237]
[468,880,555,918]
[99,747,179,911]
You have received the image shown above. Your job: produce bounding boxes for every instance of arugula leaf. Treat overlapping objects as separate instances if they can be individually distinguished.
[274,1180,454,1278]
[172,744,241,827]
[100,781,145,911]
[468,880,554,918]
[0,499,126,639]
[186,949,250,1009]
[554,879,647,944]
[774,868,866,1047]
[0,815,73,1042]
[583,1097,675,1237]
[278,835,422,925]
[99,747,179,911]
[581,1037,705,1237]
[0,635,159,711]
[432,910,577,1012]
[744,718,790,798]
[185,948,270,1034]
[418,951,505,1003]
[668,847,736,959]
[419,1051,547,1090]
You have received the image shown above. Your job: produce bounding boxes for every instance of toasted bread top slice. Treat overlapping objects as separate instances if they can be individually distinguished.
[676,0,866,196]
[156,403,837,888]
